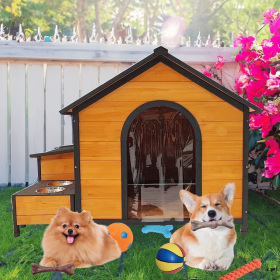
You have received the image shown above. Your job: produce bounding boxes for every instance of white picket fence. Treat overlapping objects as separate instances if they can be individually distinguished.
[0,42,240,186]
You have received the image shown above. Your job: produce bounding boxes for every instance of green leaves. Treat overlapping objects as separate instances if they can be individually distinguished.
[249,129,263,151]
[272,174,280,188]
[255,147,269,169]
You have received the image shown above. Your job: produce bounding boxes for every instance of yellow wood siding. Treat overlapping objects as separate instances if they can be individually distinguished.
[16,196,71,215]
[79,63,244,219]
[41,152,74,181]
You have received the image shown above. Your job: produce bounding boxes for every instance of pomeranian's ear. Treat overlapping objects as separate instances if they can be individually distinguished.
[179,190,197,213]
[81,210,92,222]
[219,182,236,205]
[56,206,70,216]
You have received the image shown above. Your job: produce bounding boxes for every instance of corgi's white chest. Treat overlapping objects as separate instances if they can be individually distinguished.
[188,228,231,261]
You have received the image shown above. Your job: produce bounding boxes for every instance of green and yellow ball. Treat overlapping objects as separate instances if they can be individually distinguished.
[156,243,186,274]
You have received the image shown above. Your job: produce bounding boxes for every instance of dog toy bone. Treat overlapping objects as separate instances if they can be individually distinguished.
[31,263,74,275]
[191,216,234,231]
[141,225,174,238]
[219,251,277,280]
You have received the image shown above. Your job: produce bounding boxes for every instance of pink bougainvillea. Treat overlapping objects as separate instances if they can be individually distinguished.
[201,56,225,81]
[233,9,280,186]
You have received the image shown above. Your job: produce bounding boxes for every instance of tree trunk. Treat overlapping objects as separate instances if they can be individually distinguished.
[77,0,87,43]
[94,0,106,41]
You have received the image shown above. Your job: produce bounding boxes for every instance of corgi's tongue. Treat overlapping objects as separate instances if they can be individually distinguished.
[67,236,74,244]
[209,219,217,229]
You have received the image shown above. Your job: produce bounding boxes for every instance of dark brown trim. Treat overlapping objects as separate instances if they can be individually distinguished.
[37,157,41,181]
[120,100,202,220]
[60,46,261,115]
[241,106,249,237]
[73,107,81,212]
[12,195,20,237]
[70,194,75,212]
[30,145,73,158]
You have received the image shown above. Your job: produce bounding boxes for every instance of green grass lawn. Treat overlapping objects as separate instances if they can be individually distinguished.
[0,187,279,280]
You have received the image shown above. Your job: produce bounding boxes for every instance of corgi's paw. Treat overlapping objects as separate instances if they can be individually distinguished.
[214,258,232,271]
[198,258,216,271]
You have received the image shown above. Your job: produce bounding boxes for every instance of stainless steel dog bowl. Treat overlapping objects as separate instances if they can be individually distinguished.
[46,181,73,187]
[36,186,66,193]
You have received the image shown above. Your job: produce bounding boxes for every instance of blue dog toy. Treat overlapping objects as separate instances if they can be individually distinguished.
[141,225,174,238]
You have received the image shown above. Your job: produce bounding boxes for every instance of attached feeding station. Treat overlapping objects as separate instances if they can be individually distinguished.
[12,47,261,237]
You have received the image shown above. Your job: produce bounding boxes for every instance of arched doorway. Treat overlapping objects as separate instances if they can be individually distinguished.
[121,101,202,222]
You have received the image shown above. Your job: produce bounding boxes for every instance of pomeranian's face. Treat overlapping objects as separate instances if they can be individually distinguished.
[50,207,93,244]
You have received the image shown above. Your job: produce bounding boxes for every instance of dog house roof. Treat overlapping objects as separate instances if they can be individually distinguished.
[59,46,262,115]
[30,145,73,158]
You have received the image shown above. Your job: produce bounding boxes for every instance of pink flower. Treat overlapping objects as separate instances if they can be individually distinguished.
[263,169,274,178]
[235,74,249,89]
[265,139,279,155]
[261,114,273,137]
[264,101,279,114]
[271,113,280,125]
[246,80,266,100]
[263,8,278,24]
[270,13,280,35]
[261,36,280,60]
[201,70,212,78]
[271,66,277,75]
[234,36,255,49]
[266,78,280,91]
[249,114,264,129]
[250,65,269,83]
[235,50,259,63]
[205,65,211,70]
[264,151,280,175]
[239,63,250,75]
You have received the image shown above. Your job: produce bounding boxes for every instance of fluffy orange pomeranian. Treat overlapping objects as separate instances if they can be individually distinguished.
[40,206,121,268]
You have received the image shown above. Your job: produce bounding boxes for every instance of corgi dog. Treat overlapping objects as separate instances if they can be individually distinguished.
[170,182,237,271]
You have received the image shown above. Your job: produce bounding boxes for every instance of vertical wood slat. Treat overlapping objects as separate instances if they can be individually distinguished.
[0,63,9,186]
[63,66,80,145]
[10,63,26,185]
[28,64,44,184]
[46,65,62,151]
[99,64,116,85]
[81,65,99,97]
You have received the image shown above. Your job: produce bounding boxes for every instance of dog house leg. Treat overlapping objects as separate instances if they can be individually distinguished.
[12,196,20,237]
[241,213,248,237]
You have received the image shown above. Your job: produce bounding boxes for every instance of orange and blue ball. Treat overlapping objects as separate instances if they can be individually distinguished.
[156,243,186,274]
[107,223,133,253]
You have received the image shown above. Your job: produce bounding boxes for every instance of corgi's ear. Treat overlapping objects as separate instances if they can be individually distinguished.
[81,210,92,222]
[179,190,197,212]
[219,182,236,205]
[56,206,70,216]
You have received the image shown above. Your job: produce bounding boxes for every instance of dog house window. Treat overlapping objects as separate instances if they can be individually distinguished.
[127,106,195,222]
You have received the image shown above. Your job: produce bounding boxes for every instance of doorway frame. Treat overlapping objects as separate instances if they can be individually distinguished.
[121,100,202,221]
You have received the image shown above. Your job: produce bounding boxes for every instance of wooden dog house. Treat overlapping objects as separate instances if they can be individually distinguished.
[12,46,261,237]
